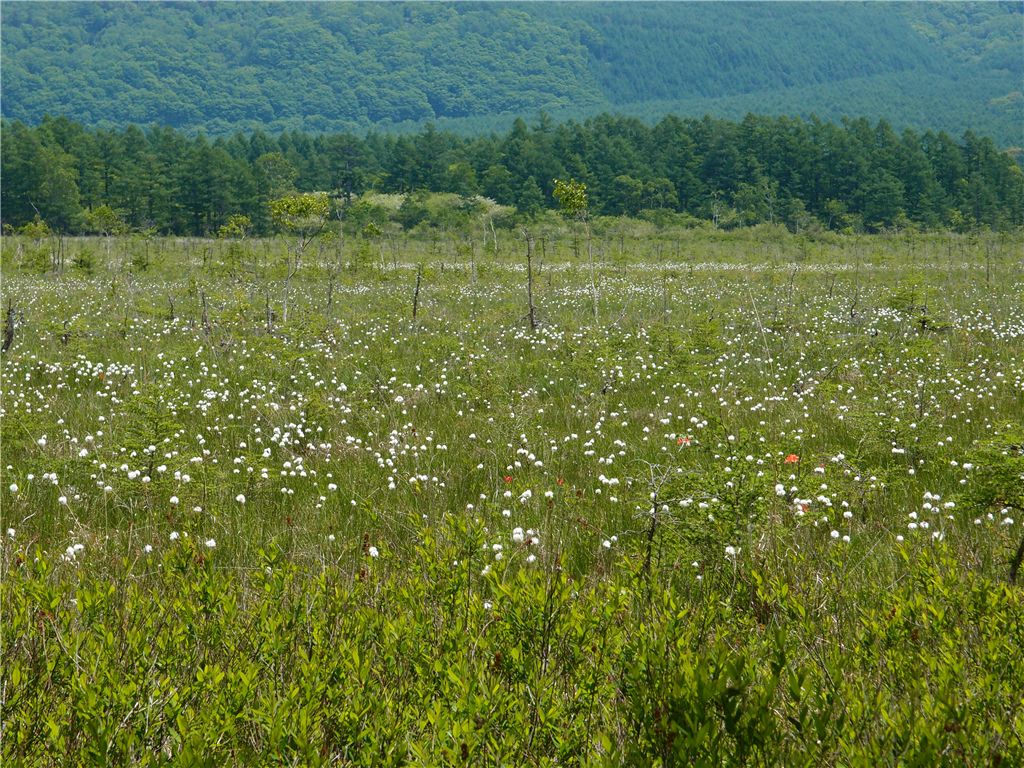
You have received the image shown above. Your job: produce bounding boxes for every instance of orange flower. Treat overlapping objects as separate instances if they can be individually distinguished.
[784,454,800,464]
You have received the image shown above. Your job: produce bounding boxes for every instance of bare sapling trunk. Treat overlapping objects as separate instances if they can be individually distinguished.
[639,463,674,601]
[201,289,211,337]
[412,263,423,322]
[523,230,538,330]
[2,300,16,354]
[585,219,598,323]
[282,250,299,325]
[336,209,345,272]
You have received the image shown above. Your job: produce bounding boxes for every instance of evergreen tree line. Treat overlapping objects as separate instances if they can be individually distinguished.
[3,112,1022,236]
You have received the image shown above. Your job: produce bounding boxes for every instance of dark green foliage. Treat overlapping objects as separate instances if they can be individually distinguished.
[3,113,1021,235]
[3,534,1022,765]
[1,3,1022,144]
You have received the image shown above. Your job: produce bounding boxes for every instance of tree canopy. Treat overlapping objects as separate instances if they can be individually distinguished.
[2,3,1021,145]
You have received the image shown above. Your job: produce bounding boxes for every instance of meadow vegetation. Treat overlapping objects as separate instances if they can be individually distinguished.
[2,223,1023,764]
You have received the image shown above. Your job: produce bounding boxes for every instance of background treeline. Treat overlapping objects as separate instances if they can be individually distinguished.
[2,2,1021,145]
[3,113,1022,236]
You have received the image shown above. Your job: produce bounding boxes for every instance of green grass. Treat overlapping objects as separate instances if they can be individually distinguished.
[2,225,1023,765]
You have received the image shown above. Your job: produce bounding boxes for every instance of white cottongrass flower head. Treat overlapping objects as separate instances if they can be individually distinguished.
[62,543,85,562]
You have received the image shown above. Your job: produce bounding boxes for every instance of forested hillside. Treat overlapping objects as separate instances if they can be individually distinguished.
[2,2,1021,144]
[3,113,1021,235]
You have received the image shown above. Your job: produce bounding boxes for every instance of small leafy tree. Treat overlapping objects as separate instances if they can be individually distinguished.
[83,205,127,236]
[217,214,252,240]
[553,178,598,322]
[217,214,253,276]
[270,192,330,324]
[553,178,587,221]
[16,218,50,240]
[16,218,52,273]
[270,193,330,251]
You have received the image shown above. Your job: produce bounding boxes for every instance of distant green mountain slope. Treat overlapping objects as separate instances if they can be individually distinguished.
[2,2,1021,144]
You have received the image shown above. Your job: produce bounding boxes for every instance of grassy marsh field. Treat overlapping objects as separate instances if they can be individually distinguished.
[2,227,1023,765]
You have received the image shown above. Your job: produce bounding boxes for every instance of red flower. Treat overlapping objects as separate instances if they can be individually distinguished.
[784,454,800,464]
[503,476,513,484]
[677,436,692,446]
[556,477,565,486]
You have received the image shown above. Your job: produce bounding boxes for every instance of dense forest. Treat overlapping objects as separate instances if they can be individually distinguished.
[3,2,1022,144]
[3,113,1022,235]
